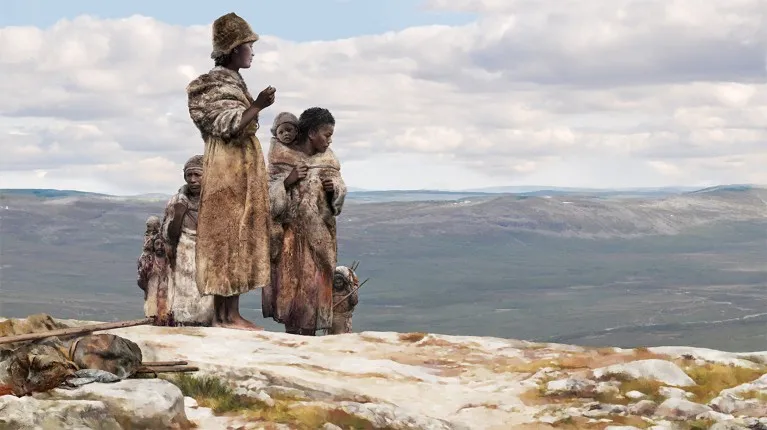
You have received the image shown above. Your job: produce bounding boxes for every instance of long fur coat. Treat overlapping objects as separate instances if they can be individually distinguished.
[161,185,214,325]
[262,138,347,331]
[186,66,271,297]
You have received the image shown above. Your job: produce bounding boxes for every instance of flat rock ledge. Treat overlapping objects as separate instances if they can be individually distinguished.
[3,320,767,429]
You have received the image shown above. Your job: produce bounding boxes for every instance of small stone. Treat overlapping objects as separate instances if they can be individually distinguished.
[184,396,198,409]
[626,390,646,400]
[546,378,596,396]
[628,400,657,416]
[696,410,734,421]
[604,426,641,430]
[322,423,344,430]
[658,386,693,400]
[656,398,712,420]
[254,390,275,408]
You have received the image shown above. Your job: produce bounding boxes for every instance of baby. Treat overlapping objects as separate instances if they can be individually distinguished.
[270,111,299,146]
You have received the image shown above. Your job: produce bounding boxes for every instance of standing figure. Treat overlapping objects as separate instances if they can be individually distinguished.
[162,155,214,326]
[137,216,172,325]
[263,107,347,335]
[186,12,276,330]
[330,266,359,335]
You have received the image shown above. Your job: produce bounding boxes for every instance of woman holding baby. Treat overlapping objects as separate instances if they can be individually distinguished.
[262,108,347,336]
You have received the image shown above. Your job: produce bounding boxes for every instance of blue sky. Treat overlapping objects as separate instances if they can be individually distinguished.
[3,0,476,41]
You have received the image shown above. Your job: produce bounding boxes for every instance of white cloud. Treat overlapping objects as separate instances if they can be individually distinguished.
[0,1,765,194]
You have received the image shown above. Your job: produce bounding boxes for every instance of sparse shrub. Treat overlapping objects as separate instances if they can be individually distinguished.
[165,374,389,429]
[683,363,767,403]
[398,332,427,343]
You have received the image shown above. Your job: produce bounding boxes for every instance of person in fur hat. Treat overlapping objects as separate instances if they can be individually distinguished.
[186,12,276,330]
[270,112,299,146]
[263,107,347,335]
[161,155,214,326]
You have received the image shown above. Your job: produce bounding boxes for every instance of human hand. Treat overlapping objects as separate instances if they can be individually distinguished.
[284,164,308,187]
[253,86,276,110]
[322,178,335,193]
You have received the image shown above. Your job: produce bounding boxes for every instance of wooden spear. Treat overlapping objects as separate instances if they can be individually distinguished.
[333,278,369,309]
[0,317,153,346]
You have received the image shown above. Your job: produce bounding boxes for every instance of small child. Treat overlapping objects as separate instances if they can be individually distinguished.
[329,266,360,334]
[270,112,299,146]
[137,215,172,325]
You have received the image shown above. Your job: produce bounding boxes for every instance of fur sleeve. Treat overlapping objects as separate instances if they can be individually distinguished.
[330,174,347,216]
[186,73,249,140]
[160,194,181,243]
[268,164,292,220]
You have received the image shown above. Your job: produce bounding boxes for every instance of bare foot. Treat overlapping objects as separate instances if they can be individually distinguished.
[213,317,264,331]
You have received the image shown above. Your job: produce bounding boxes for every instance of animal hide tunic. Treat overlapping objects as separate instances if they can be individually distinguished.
[186,66,271,297]
[263,138,347,331]
[162,186,214,325]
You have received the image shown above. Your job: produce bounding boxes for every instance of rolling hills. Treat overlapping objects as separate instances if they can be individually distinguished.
[0,185,765,351]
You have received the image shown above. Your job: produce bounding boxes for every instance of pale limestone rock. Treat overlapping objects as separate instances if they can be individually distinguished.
[628,400,657,416]
[322,424,344,430]
[658,386,693,400]
[709,422,750,430]
[596,381,621,396]
[33,379,188,429]
[592,359,695,386]
[0,395,121,430]
[695,410,734,421]
[545,377,596,396]
[708,373,767,417]
[605,426,642,430]
[184,396,198,409]
[649,346,763,369]
[626,390,646,399]
[655,398,712,420]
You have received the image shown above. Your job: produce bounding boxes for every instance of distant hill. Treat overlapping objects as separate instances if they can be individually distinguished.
[5,184,763,205]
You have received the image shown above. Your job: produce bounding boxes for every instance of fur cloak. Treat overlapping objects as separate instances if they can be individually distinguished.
[186,66,271,297]
[161,186,214,325]
[262,138,347,331]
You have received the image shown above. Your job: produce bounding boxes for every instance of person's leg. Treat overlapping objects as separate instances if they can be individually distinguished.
[211,295,227,327]
[220,295,263,330]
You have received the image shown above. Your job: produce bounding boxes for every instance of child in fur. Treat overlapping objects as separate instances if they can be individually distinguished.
[270,112,299,146]
[329,265,359,334]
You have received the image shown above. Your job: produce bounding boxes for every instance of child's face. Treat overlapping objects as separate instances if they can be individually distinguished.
[276,123,298,144]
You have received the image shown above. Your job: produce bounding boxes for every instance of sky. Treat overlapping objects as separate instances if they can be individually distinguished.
[0,0,765,194]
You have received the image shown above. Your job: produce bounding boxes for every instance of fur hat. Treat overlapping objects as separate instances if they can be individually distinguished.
[270,112,299,136]
[210,13,259,59]
[183,154,204,173]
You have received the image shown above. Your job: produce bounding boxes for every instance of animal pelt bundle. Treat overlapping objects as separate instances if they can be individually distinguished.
[0,315,144,396]
[68,334,143,379]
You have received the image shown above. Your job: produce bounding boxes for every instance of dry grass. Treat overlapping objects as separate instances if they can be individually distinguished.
[359,334,389,344]
[682,362,767,403]
[398,332,427,343]
[594,377,666,405]
[166,374,389,430]
[736,389,767,401]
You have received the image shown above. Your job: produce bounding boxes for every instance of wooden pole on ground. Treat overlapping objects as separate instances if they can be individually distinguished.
[0,318,153,346]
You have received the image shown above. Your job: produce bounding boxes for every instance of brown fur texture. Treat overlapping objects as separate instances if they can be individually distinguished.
[69,334,142,379]
[187,66,271,297]
[162,186,214,325]
[210,12,259,59]
[138,215,172,324]
[4,343,78,396]
[330,266,359,335]
[262,139,347,331]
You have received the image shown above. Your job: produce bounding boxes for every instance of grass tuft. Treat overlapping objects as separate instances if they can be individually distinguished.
[683,362,767,403]
[165,374,389,429]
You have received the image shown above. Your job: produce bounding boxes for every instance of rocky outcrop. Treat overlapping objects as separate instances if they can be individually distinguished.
[2,318,767,429]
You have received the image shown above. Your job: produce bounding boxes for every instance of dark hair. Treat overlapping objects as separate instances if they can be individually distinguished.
[298,107,335,141]
[213,52,233,67]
